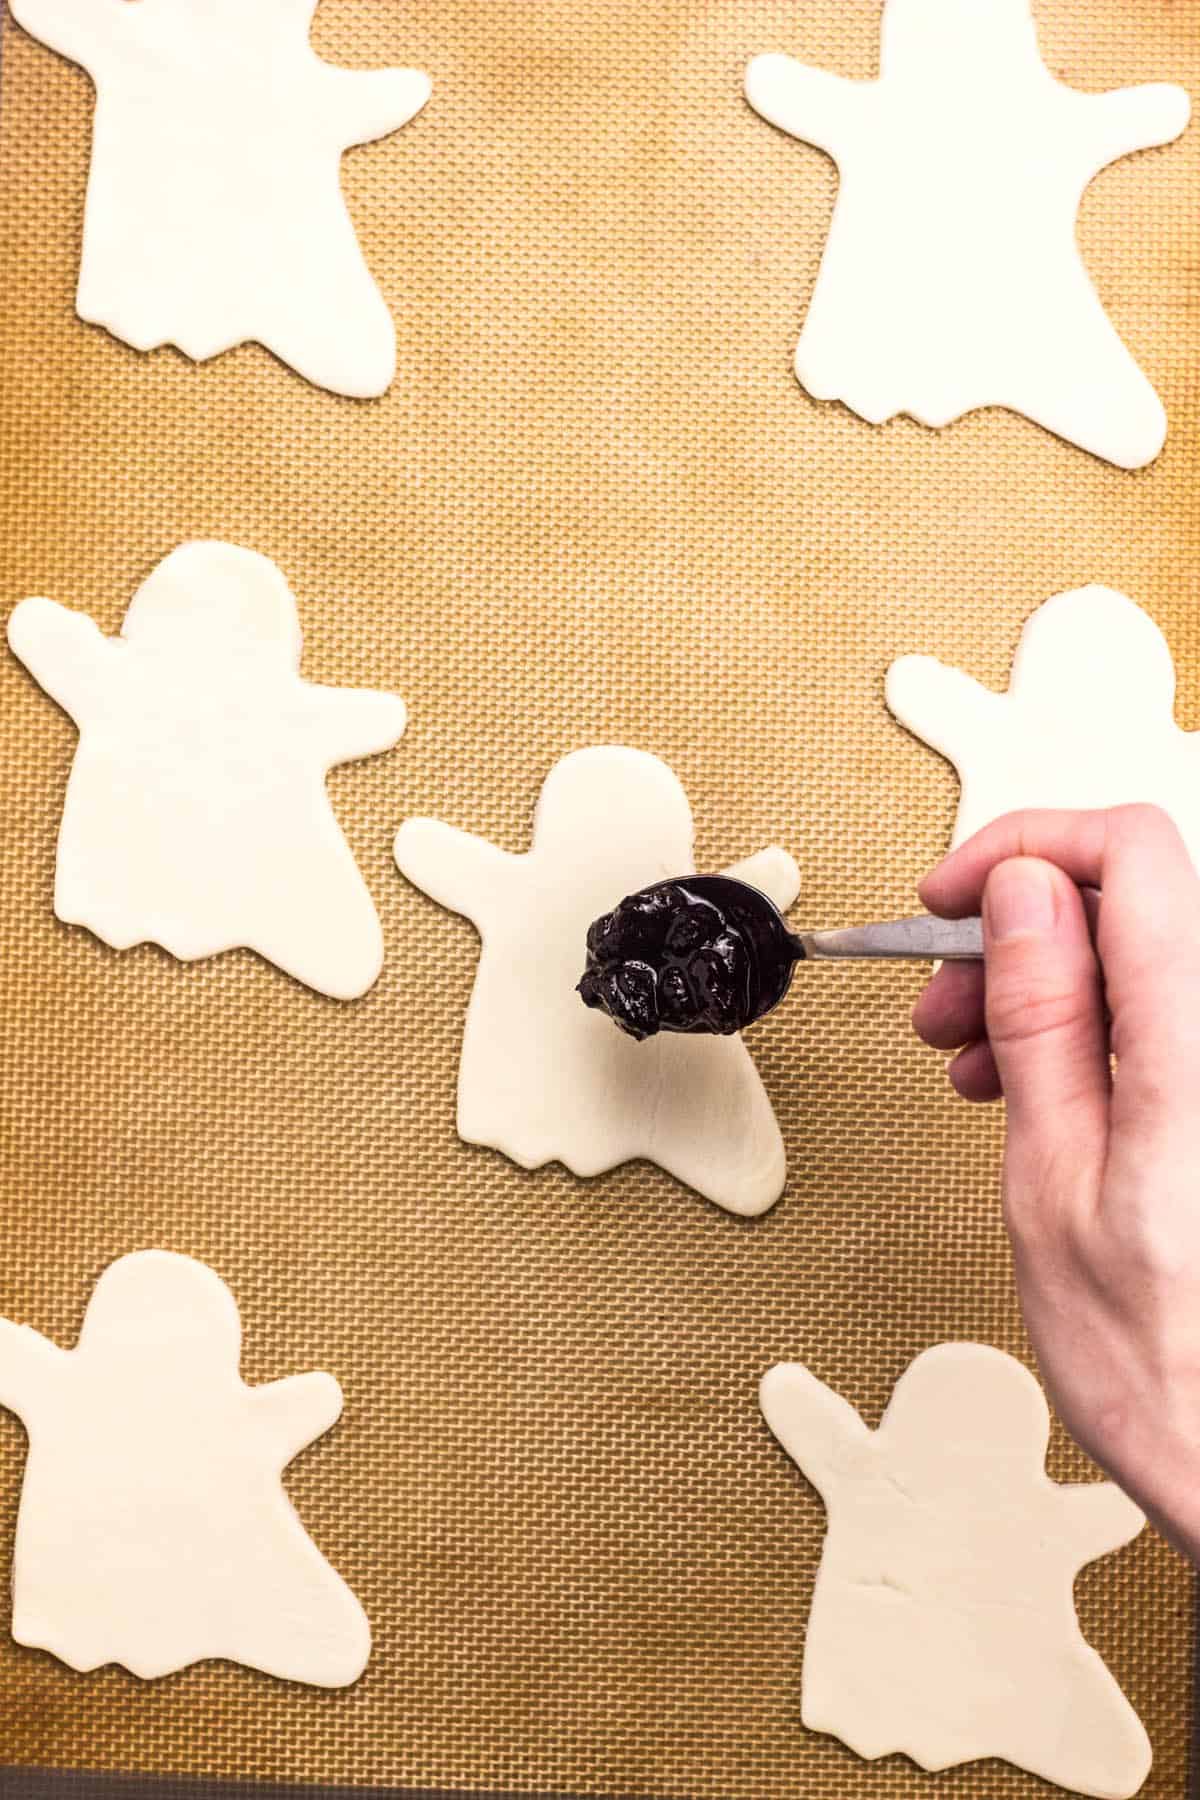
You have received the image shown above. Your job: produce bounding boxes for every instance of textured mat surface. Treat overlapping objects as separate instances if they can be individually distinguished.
[0,1,1197,1797]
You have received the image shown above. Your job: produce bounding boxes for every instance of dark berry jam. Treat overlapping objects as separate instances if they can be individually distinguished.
[578,876,800,1040]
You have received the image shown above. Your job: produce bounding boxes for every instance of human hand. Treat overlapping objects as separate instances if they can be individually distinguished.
[912,804,1200,1561]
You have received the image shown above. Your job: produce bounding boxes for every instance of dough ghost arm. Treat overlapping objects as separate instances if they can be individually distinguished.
[7,0,129,74]
[394,819,517,926]
[8,597,115,728]
[885,655,1001,767]
[1056,1481,1145,1562]
[744,53,869,160]
[723,847,801,915]
[323,66,433,147]
[1077,82,1191,169]
[0,1320,67,1424]
[760,1363,871,1503]
[251,1371,344,1469]
[305,685,408,764]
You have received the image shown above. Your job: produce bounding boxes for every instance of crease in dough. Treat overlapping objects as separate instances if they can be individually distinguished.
[761,1343,1150,1798]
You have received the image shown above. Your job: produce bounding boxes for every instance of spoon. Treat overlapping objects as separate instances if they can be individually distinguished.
[578,874,982,1041]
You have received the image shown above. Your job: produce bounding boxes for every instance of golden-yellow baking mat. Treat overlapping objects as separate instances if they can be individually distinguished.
[1,2,1198,1796]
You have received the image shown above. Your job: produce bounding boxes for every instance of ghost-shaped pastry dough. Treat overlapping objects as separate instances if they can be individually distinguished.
[761,1344,1149,1798]
[8,0,431,397]
[0,1251,370,1686]
[8,541,406,999]
[394,746,800,1216]
[745,0,1190,468]
[886,584,1200,868]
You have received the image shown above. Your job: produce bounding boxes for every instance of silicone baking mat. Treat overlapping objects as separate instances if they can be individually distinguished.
[1,2,1198,1797]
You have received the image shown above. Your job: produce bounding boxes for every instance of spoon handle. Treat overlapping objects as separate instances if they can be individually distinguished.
[794,914,983,962]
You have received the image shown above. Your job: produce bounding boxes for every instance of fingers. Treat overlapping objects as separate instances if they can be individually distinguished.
[920,806,1196,954]
[912,959,985,1050]
[911,889,1107,1105]
[912,963,996,1103]
[919,808,1113,917]
[947,1038,1002,1104]
[920,806,1200,1131]
[920,804,1197,1016]
[979,859,1111,1161]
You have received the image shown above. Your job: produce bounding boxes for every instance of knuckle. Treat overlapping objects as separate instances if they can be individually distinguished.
[1000,1182,1040,1247]
[1125,1227,1190,1285]
[1102,1174,1196,1285]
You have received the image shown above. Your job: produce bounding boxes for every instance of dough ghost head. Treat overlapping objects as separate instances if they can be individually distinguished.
[880,1342,1049,1499]
[110,0,310,58]
[531,745,696,878]
[77,1250,243,1376]
[881,0,1039,79]
[121,541,303,668]
[151,0,236,24]
[1011,585,1177,725]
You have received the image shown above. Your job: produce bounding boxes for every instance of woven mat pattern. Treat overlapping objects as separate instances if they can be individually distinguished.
[0,1,1197,1795]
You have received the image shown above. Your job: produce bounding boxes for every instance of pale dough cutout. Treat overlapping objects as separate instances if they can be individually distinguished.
[761,1344,1149,1798]
[8,541,407,999]
[8,0,431,397]
[394,746,800,1216]
[887,584,1200,867]
[745,0,1190,468]
[0,1251,370,1686]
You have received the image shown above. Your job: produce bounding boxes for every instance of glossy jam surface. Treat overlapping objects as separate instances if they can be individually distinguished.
[578,877,795,1039]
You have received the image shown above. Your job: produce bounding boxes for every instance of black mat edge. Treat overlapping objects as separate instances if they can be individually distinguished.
[0,1774,651,1800]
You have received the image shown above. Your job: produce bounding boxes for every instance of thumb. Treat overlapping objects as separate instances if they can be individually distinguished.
[982,858,1111,1173]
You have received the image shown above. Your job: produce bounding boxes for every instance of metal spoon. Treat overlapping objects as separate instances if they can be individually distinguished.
[578,874,982,1041]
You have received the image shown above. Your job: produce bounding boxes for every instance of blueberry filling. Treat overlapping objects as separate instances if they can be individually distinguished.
[578,877,799,1040]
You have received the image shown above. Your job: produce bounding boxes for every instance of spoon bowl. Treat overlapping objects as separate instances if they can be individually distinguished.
[578,875,985,1040]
